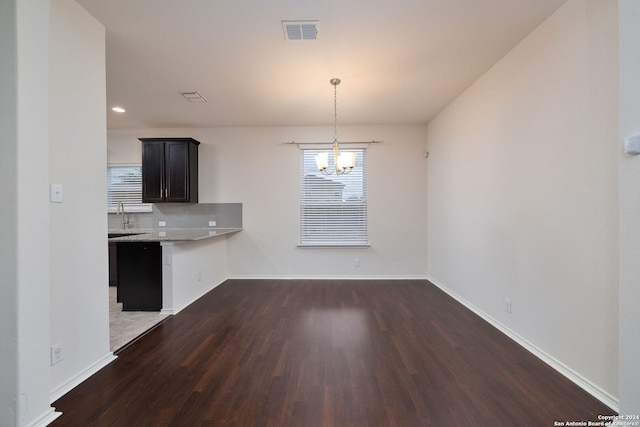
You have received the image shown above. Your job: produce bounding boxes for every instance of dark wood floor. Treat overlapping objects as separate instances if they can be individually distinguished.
[52,279,614,426]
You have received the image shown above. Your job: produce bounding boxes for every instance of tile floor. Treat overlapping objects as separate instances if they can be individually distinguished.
[109,286,169,351]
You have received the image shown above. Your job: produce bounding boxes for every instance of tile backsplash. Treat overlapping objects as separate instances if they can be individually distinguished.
[108,203,242,230]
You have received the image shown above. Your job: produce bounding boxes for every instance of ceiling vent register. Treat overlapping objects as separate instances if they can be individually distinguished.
[282,21,318,41]
[179,92,207,103]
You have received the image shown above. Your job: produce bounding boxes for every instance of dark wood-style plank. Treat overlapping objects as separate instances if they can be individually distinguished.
[51,279,615,426]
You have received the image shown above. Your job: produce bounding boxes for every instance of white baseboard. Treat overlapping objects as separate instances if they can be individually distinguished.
[161,279,226,315]
[26,407,61,427]
[49,352,117,404]
[226,275,429,280]
[426,275,619,412]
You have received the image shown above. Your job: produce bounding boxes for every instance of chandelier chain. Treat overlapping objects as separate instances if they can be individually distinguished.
[333,80,338,142]
[315,77,354,176]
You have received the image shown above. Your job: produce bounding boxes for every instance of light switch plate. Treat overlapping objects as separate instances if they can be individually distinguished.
[625,135,640,155]
[50,183,63,203]
[51,342,63,365]
[158,221,167,227]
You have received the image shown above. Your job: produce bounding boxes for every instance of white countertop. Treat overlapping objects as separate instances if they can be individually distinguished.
[108,228,241,242]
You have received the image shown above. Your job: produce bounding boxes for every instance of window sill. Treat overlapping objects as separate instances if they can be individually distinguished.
[107,205,153,213]
[298,243,370,249]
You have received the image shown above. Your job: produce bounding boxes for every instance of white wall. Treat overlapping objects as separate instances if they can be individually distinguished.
[107,125,429,279]
[1,0,61,425]
[163,237,229,314]
[49,0,114,403]
[0,0,56,425]
[0,1,113,422]
[618,0,640,415]
[426,0,618,408]
[0,1,21,422]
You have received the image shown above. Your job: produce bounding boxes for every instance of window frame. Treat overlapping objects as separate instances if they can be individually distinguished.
[106,164,152,213]
[299,146,369,248]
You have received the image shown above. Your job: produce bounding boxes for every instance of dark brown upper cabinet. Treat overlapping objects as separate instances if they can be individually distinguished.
[139,137,199,203]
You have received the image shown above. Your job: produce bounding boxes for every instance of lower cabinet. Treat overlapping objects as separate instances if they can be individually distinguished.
[116,242,162,311]
[108,242,118,288]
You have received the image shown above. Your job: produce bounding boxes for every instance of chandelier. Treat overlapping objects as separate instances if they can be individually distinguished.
[315,78,356,175]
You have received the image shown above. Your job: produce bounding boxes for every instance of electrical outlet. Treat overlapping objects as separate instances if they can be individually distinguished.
[504,298,512,314]
[208,221,216,227]
[51,343,63,365]
[354,258,360,267]
[158,221,167,227]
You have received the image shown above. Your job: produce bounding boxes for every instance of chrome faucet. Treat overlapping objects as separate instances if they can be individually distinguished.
[116,201,130,229]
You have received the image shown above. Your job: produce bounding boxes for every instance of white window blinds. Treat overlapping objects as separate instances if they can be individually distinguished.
[107,165,152,212]
[300,148,368,246]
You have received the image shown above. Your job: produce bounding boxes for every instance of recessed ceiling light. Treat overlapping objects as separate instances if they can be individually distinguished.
[111,107,126,113]
[179,92,208,103]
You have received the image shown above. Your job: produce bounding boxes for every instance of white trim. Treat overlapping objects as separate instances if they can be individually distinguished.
[160,278,227,315]
[49,353,117,403]
[107,205,152,213]
[108,162,143,167]
[426,275,619,412]
[297,244,371,249]
[227,275,429,280]
[300,147,368,246]
[106,163,152,212]
[25,407,60,427]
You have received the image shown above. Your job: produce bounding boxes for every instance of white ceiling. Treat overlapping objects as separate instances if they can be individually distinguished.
[76,0,567,129]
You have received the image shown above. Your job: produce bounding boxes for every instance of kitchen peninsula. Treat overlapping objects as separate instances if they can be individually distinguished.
[108,203,242,315]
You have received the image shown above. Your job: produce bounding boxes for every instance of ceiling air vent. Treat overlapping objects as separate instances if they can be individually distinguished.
[179,91,207,103]
[282,20,318,41]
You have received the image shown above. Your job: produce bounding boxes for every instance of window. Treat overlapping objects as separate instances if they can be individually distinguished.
[300,148,368,246]
[106,165,152,212]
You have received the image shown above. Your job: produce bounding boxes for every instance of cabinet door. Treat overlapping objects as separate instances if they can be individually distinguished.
[139,137,199,203]
[117,242,162,311]
[141,141,165,202]
[165,140,190,202]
